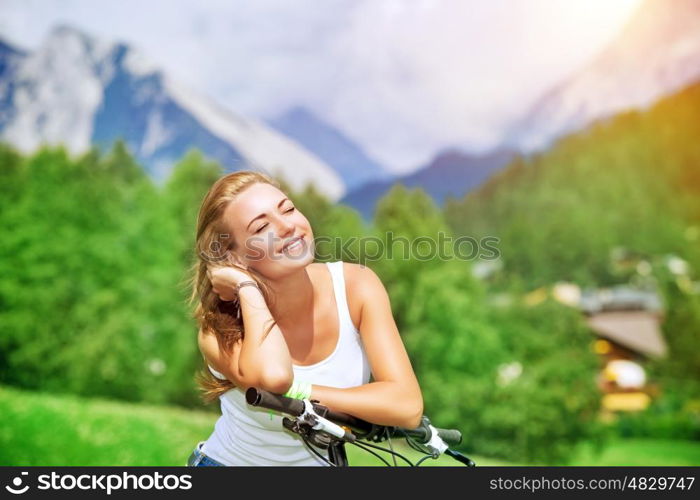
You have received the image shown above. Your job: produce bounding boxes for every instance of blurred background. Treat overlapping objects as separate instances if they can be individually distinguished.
[0,0,699,466]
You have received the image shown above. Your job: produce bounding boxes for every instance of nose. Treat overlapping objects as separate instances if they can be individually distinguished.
[277,216,295,238]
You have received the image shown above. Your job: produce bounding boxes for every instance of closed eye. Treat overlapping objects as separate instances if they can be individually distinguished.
[253,207,294,233]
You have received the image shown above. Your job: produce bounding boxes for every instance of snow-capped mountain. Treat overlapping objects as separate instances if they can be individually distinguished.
[508,0,700,152]
[269,106,392,191]
[0,39,27,130]
[0,25,345,200]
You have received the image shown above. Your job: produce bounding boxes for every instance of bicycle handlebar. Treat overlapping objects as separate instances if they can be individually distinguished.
[245,387,462,446]
[245,387,374,432]
[399,423,463,446]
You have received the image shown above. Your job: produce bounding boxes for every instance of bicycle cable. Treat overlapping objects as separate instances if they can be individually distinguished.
[352,439,414,466]
[415,454,433,466]
[348,441,393,466]
[299,425,421,467]
[384,427,397,466]
[395,428,433,455]
[299,420,450,467]
[300,434,337,467]
[407,437,430,454]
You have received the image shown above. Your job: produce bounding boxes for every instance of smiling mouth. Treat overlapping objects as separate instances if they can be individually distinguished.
[280,235,305,253]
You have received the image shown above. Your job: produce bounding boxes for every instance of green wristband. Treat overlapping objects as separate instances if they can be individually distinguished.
[267,380,312,420]
[285,380,312,400]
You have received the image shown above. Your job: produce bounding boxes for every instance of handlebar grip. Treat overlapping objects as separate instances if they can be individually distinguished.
[435,428,462,445]
[245,387,305,416]
[400,423,462,446]
[245,387,374,433]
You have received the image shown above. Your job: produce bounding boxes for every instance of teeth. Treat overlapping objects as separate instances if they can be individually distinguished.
[284,238,302,251]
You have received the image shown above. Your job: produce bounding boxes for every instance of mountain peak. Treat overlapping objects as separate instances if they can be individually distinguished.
[429,147,516,170]
[269,106,389,190]
[431,148,476,165]
[281,105,314,121]
[342,146,515,219]
[0,26,345,199]
[37,23,117,70]
[46,24,95,47]
[509,0,700,152]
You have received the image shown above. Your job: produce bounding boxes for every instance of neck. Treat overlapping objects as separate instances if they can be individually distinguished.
[266,265,314,327]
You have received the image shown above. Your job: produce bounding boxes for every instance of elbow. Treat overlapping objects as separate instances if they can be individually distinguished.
[401,394,424,430]
[259,368,294,395]
[403,407,423,430]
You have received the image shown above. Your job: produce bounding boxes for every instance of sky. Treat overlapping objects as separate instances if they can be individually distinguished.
[0,0,642,173]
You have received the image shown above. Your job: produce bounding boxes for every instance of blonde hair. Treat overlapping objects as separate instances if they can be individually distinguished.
[187,170,282,403]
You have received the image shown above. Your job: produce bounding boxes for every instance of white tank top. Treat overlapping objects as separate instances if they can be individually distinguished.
[201,261,372,466]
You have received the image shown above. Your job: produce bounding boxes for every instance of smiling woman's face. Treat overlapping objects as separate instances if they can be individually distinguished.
[221,182,315,279]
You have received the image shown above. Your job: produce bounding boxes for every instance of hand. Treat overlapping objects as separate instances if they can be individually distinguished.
[206,264,255,302]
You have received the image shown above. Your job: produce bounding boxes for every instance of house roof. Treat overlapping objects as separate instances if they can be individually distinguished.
[586,311,667,359]
[579,286,663,315]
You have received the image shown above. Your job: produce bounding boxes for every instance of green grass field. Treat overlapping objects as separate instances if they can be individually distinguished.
[1,385,698,466]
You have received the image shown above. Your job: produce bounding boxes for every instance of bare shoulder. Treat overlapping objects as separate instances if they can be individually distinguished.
[343,261,381,291]
[347,261,386,284]
[342,262,388,328]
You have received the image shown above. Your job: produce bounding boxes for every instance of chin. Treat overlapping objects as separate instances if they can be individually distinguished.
[280,243,315,269]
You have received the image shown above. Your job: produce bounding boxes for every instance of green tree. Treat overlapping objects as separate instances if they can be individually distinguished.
[372,184,452,323]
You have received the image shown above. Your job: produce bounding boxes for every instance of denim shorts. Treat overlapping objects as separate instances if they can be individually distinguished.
[186,441,227,466]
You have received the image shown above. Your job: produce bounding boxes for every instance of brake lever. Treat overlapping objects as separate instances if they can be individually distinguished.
[298,399,357,443]
[445,449,476,467]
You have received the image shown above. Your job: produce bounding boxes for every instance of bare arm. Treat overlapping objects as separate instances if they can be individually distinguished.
[201,266,294,394]
[235,285,294,393]
[308,264,423,429]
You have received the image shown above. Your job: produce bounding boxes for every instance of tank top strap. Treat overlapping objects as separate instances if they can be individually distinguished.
[208,364,227,380]
[325,261,359,336]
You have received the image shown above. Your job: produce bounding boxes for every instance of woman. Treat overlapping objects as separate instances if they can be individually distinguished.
[186,171,423,466]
